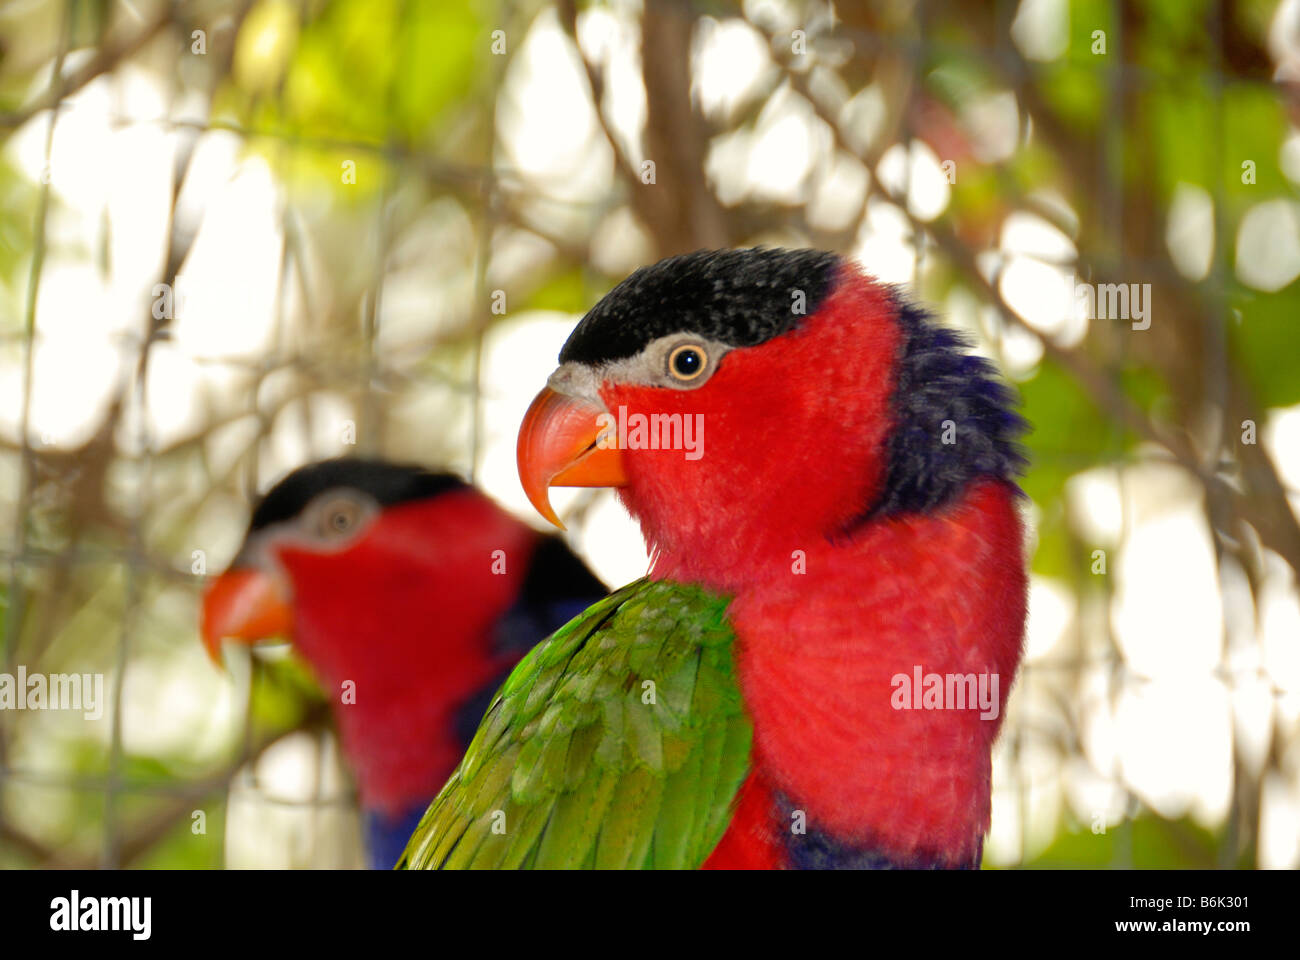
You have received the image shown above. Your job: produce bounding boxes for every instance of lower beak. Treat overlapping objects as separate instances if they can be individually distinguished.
[201,567,293,664]
[517,386,628,529]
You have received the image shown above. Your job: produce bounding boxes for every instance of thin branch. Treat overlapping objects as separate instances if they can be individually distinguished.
[0,3,176,130]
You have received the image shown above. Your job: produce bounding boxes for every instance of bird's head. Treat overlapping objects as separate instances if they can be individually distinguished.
[517,248,1025,584]
[201,459,529,672]
[202,457,551,815]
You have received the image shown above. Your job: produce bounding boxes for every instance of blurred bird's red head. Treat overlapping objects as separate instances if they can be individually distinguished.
[201,462,467,665]
[201,460,531,669]
[199,458,551,814]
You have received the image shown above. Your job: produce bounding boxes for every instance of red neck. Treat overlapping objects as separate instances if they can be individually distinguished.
[684,481,1025,865]
[277,492,538,815]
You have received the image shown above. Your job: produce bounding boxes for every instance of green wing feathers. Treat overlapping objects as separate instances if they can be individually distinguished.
[397,579,751,869]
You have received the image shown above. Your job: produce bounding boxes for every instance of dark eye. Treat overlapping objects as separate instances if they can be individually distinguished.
[667,344,708,382]
[318,498,364,538]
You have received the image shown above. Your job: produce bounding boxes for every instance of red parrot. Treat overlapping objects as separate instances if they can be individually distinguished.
[201,458,605,868]
[401,248,1028,869]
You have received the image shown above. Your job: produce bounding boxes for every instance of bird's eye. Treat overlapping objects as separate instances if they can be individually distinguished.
[318,498,364,538]
[667,344,708,382]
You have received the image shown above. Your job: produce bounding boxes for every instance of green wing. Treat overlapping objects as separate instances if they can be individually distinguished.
[397,579,752,869]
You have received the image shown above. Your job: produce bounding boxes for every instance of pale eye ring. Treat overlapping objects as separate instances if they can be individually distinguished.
[667,343,708,381]
[319,498,364,538]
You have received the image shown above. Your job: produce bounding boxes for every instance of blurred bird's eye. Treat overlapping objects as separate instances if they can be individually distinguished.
[667,344,708,381]
[318,498,364,538]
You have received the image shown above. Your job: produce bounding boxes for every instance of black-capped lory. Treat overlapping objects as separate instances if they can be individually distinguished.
[399,248,1028,870]
[201,458,605,868]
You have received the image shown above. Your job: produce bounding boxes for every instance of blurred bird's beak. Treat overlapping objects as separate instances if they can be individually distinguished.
[201,567,293,664]
[517,386,627,530]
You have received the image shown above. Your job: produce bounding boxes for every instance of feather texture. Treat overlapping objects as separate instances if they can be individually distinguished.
[397,580,750,870]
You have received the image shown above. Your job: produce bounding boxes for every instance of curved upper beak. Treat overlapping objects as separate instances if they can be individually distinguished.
[516,385,628,529]
[201,567,293,664]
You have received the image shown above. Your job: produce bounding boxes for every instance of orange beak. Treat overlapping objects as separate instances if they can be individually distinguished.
[517,386,628,529]
[200,567,293,664]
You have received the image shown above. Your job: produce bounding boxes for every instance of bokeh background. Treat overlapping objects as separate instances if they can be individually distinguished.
[1,0,1298,869]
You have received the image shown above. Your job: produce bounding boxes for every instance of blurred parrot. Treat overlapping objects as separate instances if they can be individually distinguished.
[201,458,606,868]
[400,248,1028,869]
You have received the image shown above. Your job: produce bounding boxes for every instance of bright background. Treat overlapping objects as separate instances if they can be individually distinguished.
[1,0,1299,868]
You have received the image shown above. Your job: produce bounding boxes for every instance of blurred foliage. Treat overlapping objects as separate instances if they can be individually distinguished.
[1021,813,1236,870]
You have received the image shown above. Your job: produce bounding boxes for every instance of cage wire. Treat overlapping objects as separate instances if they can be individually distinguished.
[0,0,1295,868]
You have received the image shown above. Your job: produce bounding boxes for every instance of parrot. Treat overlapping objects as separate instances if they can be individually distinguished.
[398,247,1029,870]
[200,457,606,868]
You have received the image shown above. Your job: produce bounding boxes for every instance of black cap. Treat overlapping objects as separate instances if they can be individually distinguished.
[248,458,468,532]
[558,248,841,366]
